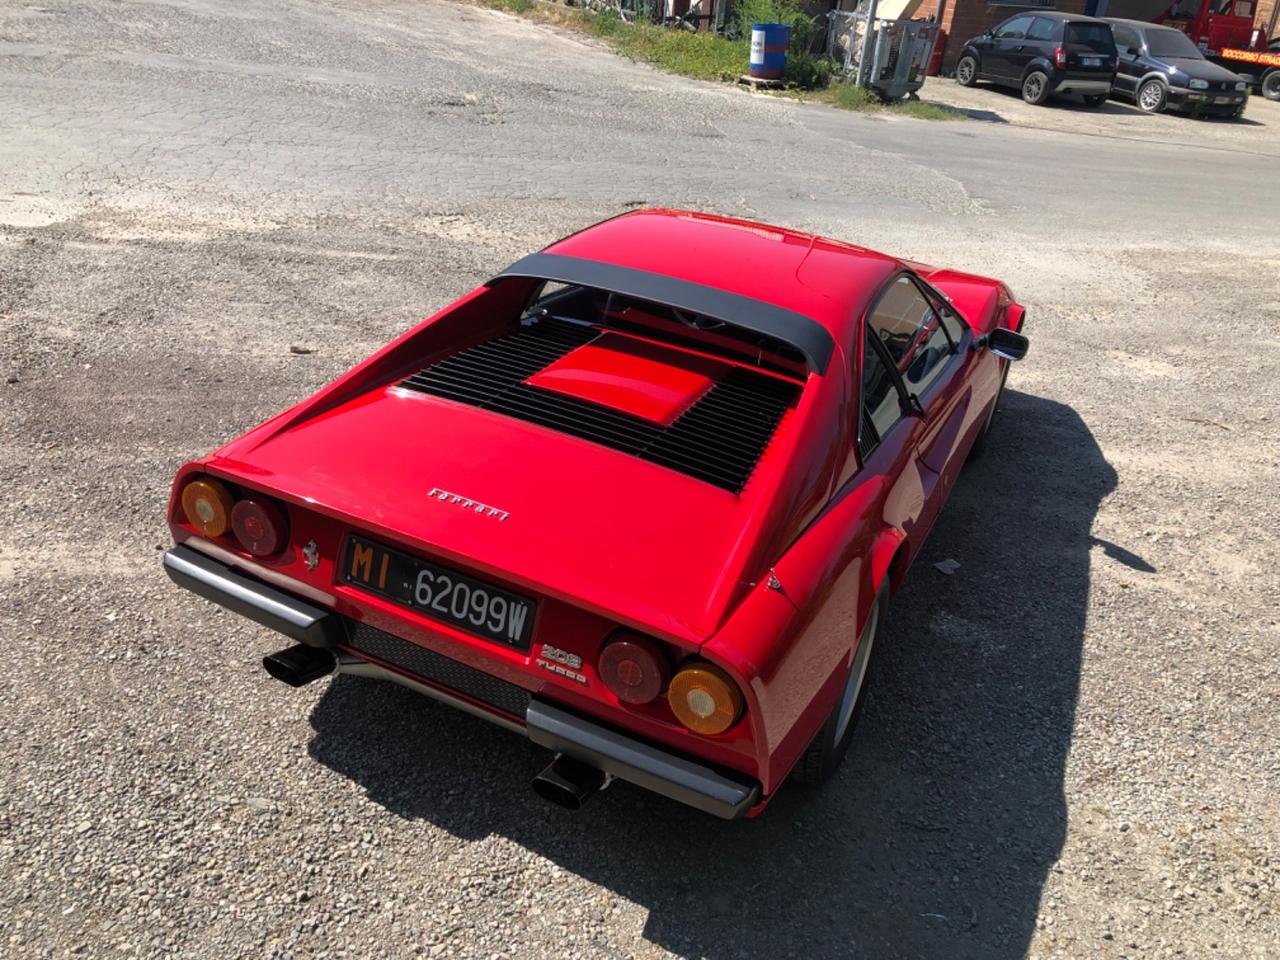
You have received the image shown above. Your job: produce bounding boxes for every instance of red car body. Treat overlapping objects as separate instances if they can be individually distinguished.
[164,210,1027,818]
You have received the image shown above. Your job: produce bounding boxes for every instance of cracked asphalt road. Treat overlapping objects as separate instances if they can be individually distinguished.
[1,1,1277,958]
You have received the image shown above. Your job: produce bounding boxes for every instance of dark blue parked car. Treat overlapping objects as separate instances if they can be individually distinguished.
[1104,19,1249,117]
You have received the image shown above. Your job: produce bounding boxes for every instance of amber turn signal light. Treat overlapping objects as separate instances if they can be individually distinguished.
[180,476,235,539]
[668,662,743,736]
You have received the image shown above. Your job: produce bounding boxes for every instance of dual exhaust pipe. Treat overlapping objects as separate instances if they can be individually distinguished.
[263,643,610,810]
[262,643,336,687]
[531,755,609,811]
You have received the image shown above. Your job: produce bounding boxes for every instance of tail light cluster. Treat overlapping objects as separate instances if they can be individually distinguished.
[1054,46,1068,69]
[597,632,744,736]
[179,475,290,558]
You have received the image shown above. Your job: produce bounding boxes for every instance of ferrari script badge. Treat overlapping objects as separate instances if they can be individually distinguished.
[428,487,509,521]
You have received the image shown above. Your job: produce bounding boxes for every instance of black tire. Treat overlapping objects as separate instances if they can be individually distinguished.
[1022,70,1051,105]
[956,54,979,87]
[1137,78,1167,113]
[1082,93,1108,108]
[967,363,1009,462]
[1262,70,1280,102]
[793,587,888,785]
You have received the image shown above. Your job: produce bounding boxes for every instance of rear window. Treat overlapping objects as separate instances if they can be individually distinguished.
[523,281,808,377]
[1066,22,1117,52]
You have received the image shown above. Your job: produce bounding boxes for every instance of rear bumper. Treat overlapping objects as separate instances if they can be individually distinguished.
[1051,77,1112,95]
[526,699,759,818]
[163,545,346,648]
[164,545,761,819]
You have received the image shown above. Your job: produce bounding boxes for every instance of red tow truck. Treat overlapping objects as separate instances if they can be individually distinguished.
[1157,0,1280,99]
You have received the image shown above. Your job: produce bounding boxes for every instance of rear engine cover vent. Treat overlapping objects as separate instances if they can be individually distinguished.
[400,319,798,493]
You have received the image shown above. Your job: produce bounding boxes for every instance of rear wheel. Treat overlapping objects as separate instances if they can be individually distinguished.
[793,587,887,785]
[956,55,979,87]
[1022,71,1051,105]
[1082,93,1108,107]
[1262,70,1280,101]
[1137,78,1167,113]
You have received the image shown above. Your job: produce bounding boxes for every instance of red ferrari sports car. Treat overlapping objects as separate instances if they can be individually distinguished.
[164,209,1027,818]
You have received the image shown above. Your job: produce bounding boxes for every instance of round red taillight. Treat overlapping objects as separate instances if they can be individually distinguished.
[597,634,669,705]
[230,497,288,557]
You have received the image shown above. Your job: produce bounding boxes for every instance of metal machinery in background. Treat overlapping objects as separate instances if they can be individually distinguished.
[827,1,942,100]
[609,0,727,31]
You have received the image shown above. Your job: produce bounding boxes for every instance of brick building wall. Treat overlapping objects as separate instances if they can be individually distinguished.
[1257,0,1277,37]
[909,0,1091,68]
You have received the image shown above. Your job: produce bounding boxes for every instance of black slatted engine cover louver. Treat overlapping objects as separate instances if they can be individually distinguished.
[347,621,532,718]
[400,318,799,493]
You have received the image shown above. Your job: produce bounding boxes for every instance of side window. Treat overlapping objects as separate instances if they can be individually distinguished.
[995,16,1033,40]
[866,275,955,399]
[1026,17,1057,42]
[860,331,902,448]
[927,292,967,347]
[1112,26,1137,51]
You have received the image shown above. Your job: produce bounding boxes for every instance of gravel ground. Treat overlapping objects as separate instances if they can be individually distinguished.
[1,1,1278,958]
[921,77,1280,154]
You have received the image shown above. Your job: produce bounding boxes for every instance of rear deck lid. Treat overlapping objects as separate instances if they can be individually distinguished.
[211,319,805,641]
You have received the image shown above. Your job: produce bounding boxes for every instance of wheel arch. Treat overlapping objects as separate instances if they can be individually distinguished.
[1021,58,1054,81]
[869,526,910,598]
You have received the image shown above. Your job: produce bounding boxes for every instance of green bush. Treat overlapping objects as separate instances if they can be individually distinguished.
[827,81,881,110]
[733,0,816,54]
[784,53,833,89]
[734,0,831,89]
[596,18,750,82]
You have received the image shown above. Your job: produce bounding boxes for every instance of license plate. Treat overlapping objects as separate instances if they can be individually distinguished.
[343,535,535,650]
[1214,96,1231,103]
[1081,56,1102,67]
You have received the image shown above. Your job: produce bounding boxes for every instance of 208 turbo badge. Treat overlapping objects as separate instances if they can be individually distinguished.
[428,486,510,521]
[537,644,587,684]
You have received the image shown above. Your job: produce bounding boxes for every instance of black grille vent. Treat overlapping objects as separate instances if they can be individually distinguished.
[346,622,532,719]
[857,409,878,462]
[400,319,798,493]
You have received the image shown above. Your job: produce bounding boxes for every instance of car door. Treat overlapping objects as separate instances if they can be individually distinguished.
[1111,24,1143,96]
[987,16,1036,81]
[1021,16,1061,76]
[863,275,975,549]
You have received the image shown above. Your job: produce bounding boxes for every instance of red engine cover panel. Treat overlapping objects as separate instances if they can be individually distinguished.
[525,333,721,426]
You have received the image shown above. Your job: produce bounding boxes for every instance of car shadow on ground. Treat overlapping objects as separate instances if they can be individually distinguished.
[967,81,1261,123]
[969,81,1146,116]
[937,103,1010,123]
[307,388,1133,959]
